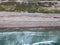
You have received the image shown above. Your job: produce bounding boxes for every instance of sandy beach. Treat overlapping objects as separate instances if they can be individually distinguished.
[0,16,60,28]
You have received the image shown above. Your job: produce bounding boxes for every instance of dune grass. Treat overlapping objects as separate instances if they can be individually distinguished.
[0,2,60,13]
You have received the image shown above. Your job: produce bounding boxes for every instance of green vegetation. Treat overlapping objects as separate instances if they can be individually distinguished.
[0,2,60,13]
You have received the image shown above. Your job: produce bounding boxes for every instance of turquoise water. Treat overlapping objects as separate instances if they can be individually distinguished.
[0,28,60,45]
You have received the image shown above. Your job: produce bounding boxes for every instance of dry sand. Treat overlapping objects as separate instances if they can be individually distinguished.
[0,16,60,28]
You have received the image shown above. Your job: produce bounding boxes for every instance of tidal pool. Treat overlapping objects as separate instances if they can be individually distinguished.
[0,28,60,45]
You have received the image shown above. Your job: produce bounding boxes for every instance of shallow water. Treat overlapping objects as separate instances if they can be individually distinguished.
[0,28,60,45]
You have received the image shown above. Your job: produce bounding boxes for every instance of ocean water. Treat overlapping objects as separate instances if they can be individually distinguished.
[0,28,60,45]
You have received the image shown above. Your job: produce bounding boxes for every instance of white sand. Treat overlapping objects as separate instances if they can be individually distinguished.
[0,16,60,28]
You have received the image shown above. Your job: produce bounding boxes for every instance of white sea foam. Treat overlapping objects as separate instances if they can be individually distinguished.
[32,41,56,45]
